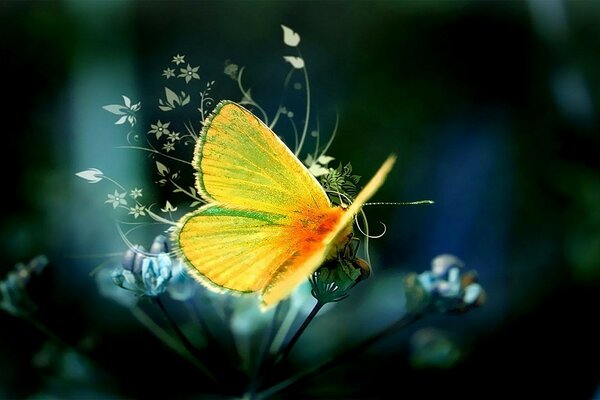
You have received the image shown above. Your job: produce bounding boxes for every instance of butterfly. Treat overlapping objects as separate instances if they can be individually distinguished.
[174,100,395,309]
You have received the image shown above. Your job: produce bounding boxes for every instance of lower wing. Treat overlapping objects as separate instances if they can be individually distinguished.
[175,204,341,308]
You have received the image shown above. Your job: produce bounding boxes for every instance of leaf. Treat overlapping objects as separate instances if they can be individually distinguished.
[165,87,179,107]
[189,187,196,196]
[115,115,128,125]
[122,95,131,108]
[317,155,335,165]
[102,105,126,115]
[304,154,315,166]
[309,163,330,177]
[156,161,169,176]
[189,201,201,208]
[281,25,301,47]
[161,200,177,213]
[182,95,190,106]
[159,105,173,112]
[75,168,104,183]
[283,56,304,69]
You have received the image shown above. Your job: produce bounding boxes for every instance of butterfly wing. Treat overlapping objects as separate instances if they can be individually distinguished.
[176,100,395,308]
[177,204,345,307]
[176,101,342,306]
[193,100,330,214]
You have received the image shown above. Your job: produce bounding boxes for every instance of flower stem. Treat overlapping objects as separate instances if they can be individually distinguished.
[295,48,311,156]
[247,302,285,398]
[258,312,423,399]
[274,300,324,366]
[152,297,217,382]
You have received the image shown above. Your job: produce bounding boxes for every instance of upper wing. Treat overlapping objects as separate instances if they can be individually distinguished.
[176,204,346,307]
[194,101,330,214]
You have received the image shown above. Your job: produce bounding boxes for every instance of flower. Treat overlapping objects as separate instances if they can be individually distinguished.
[130,188,143,199]
[166,260,196,301]
[408,254,486,314]
[162,142,175,152]
[310,251,370,304]
[162,68,175,79]
[106,235,197,301]
[224,61,239,80]
[105,190,127,209]
[128,205,145,219]
[178,64,200,83]
[172,54,185,65]
[166,131,181,142]
[0,255,48,316]
[111,237,173,297]
[148,120,170,140]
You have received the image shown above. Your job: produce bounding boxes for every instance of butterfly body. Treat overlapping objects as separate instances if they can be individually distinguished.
[175,100,395,308]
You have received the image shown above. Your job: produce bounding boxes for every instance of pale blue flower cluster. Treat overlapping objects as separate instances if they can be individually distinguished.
[417,254,484,313]
[104,235,196,302]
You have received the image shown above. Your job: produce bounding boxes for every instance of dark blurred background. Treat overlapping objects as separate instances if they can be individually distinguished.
[1,0,599,398]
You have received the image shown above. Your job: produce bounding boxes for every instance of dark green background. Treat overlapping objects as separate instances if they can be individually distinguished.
[1,1,599,398]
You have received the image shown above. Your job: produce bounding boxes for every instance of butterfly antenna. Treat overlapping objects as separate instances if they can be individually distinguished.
[364,200,435,206]
[355,216,387,239]
[357,209,372,274]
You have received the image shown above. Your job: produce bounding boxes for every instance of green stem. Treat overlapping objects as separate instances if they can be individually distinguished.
[247,302,285,398]
[295,48,311,156]
[274,300,323,366]
[258,312,423,399]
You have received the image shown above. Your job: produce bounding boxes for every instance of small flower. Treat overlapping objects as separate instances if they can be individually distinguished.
[167,260,196,301]
[408,254,486,314]
[178,64,200,83]
[162,142,175,152]
[140,254,172,296]
[166,131,181,142]
[128,205,145,219]
[0,255,48,316]
[224,61,239,80]
[130,188,143,199]
[162,68,175,79]
[105,190,127,209]
[148,120,170,140]
[310,250,370,304]
[172,54,185,65]
[111,238,171,297]
[108,236,193,300]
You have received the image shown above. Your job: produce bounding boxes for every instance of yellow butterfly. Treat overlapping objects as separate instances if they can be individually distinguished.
[174,100,395,309]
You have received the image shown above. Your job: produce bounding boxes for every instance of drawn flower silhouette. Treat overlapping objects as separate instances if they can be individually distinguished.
[178,64,200,83]
[162,142,175,152]
[166,131,181,142]
[148,120,170,140]
[130,188,143,199]
[105,190,127,208]
[128,205,145,219]
[162,68,175,79]
[172,54,185,65]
